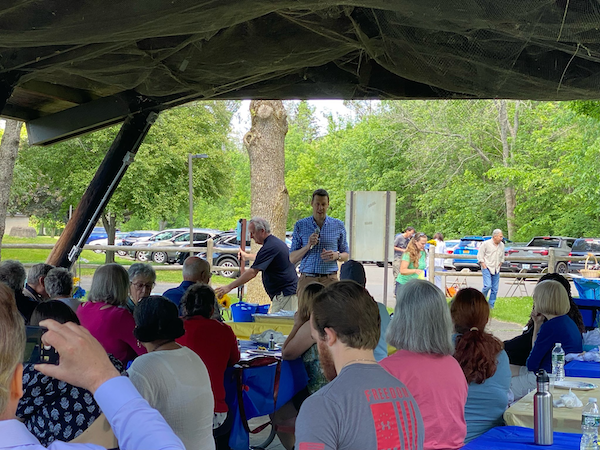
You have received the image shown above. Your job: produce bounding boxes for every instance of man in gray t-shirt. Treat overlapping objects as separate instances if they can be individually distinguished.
[295,281,424,450]
[393,227,415,280]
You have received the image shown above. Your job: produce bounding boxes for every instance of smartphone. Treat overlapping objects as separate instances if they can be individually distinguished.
[24,326,59,365]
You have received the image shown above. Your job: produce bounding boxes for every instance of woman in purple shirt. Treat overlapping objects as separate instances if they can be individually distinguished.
[77,264,146,365]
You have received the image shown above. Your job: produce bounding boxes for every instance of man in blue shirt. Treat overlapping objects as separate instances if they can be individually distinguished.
[0,282,185,450]
[290,189,349,295]
[215,217,298,312]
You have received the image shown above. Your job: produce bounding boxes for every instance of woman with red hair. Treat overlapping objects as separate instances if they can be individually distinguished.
[450,288,511,443]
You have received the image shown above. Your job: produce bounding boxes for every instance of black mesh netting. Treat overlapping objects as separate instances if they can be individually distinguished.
[1,0,600,114]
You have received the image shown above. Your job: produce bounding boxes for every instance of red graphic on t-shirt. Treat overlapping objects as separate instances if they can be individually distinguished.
[370,402,401,449]
[298,444,325,450]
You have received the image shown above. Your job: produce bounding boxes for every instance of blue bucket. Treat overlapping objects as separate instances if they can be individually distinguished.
[231,302,257,322]
[257,304,270,314]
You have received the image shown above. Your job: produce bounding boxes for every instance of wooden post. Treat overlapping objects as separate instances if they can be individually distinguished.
[428,246,435,283]
[47,110,158,268]
[206,238,214,272]
[548,248,556,273]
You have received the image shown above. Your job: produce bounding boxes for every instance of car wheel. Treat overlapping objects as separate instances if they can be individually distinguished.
[116,250,128,257]
[555,262,568,274]
[93,246,104,254]
[152,251,167,264]
[136,251,149,262]
[218,257,239,278]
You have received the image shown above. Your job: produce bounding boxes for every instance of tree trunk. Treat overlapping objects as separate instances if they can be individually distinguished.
[496,100,517,240]
[101,212,117,263]
[243,100,289,305]
[0,119,23,260]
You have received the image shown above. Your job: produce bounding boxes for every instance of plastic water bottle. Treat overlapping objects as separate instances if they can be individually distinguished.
[551,343,565,382]
[580,398,599,450]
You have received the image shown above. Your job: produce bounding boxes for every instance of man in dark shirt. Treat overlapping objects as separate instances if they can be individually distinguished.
[23,263,53,302]
[215,217,298,312]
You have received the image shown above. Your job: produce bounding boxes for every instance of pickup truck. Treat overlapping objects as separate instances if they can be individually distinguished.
[503,236,576,274]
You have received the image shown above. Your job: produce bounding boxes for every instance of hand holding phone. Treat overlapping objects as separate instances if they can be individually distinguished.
[24,326,59,365]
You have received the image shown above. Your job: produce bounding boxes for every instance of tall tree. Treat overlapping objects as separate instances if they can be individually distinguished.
[244,100,289,304]
[0,119,23,257]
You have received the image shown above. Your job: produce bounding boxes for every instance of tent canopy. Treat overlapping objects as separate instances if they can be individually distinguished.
[2,1,600,143]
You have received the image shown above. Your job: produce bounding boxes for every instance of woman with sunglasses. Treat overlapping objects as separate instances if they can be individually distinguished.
[395,232,428,298]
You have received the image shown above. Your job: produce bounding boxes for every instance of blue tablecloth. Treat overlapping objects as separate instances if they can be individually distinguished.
[565,360,600,378]
[463,426,581,449]
[224,341,308,450]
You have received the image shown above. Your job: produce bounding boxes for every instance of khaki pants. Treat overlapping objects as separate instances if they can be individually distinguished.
[297,273,338,298]
[270,293,298,313]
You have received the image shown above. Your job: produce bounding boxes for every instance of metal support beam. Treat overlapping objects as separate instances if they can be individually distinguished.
[25,93,144,146]
[47,110,158,269]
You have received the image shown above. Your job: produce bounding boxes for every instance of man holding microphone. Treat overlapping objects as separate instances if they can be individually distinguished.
[290,189,349,296]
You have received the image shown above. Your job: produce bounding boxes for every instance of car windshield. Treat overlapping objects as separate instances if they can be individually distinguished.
[460,239,483,248]
[572,239,600,253]
[529,238,560,247]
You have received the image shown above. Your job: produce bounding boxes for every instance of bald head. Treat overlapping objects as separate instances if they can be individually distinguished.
[182,257,211,283]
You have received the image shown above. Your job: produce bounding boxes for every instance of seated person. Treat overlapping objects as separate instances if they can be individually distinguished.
[44,267,81,312]
[126,263,156,313]
[381,279,468,450]
[504,273,585,366]
[77,263,146,365]
[0,281,186,450]
[176,284,239,450]
[339,260,391,361]
[451,288,511,443]
[0,260,38,323]
[510,279,583,400]
[128,296,215,450]
[17,301,123,445]
[275,282,328,450]
[23,263,53,302]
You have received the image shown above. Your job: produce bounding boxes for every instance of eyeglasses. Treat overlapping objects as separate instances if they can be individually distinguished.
[131,282,155,290]
[415,233,427,238]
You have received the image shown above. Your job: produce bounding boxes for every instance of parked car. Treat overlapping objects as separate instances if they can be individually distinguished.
[193,233,251,277]
[86,227,108,244]
[120,230,158,247]
[503,236,576,274]
[130,228,190,261]
[568,238,600,274]
[443,239,460,270]
[88,232,128,255]
[452,236,490,271]
[148,229,222,264]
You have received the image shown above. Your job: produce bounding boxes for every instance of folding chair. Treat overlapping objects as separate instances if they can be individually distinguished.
[507,268,529,297]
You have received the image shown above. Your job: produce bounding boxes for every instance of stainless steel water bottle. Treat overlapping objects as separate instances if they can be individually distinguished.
[534,369,553,445]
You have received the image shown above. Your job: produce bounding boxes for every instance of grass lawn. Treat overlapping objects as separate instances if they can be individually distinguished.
[1,236,232,285]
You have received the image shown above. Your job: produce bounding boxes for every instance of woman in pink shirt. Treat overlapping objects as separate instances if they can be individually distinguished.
[77,263,146,365]
[381,279,467,450]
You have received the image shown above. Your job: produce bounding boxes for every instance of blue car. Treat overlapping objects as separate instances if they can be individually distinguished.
[452,236,491,271]
[86,227,108,244]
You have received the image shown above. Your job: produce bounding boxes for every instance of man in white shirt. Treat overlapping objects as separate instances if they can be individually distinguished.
[477,229,505,308]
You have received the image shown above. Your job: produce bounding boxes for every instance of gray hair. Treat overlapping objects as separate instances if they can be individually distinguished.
[249,217,271,233]
[44,268,74,297]
[27,263,54,287]
[386,279,454,355]
[88,263,129,306]
[0,260,27,292]
[128,263,156,283]
[182,256,210,283]
[492,229,503,237]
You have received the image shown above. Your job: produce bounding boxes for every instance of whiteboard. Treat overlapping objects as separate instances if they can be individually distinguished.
[345,191,396,262]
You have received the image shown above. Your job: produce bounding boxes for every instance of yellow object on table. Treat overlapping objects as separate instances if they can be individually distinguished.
[226,320,295,340]
[504,377,600,434]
